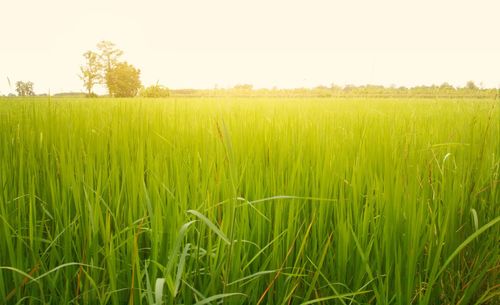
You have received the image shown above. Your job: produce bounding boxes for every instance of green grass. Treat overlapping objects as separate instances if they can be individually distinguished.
[0,97,498,304]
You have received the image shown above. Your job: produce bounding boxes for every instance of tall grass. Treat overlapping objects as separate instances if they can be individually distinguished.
[0,97,498,304]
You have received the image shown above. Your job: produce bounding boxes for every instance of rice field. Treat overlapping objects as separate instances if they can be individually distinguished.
[0,97,498,304]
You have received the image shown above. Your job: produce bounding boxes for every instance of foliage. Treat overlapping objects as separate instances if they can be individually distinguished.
[170,82,498,98]
[96,40,124,96]
[96,40,123,73]
[139,84,170,97]
[0,98,498,304]
[80,41,143,97]
[466,80,479,90]
[15,81,35,96]
[233,84,253,90]
[79,51,102,96]
[105,62,142,97]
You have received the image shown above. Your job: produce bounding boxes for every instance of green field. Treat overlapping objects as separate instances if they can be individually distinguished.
[0,97,498,304]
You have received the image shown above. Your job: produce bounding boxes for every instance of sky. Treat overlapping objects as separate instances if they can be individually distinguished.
[0,0,499,94]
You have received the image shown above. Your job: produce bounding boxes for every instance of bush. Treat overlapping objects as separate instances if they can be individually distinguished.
[139,84,170,97]
[106,62,142,97]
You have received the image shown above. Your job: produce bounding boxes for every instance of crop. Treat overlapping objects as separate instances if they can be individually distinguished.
[0,97,498,304]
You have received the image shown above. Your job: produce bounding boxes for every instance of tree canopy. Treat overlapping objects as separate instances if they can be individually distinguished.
[97,40,123,72]
[15,81,35,96]
[106,62,141,97]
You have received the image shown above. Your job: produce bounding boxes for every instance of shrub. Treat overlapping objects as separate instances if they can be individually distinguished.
[139,84,170,97]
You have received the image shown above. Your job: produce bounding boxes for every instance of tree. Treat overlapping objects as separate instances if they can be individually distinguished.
[440,82,454,90]
[15,81,35,96]
[97,40,123,74]
[466,80,478,90]
[80,41,143,97]
[96,41,124,95]
[105,62,142,97]
[79,51,102,96]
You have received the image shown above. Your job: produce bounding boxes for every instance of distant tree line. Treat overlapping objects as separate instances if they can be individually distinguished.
[2,69,496,99]
[169,81,499,98]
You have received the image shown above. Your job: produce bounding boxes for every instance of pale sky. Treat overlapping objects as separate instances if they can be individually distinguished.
[1,0,499,94]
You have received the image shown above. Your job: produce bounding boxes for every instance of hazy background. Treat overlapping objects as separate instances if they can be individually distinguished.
[1,0,499,94]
